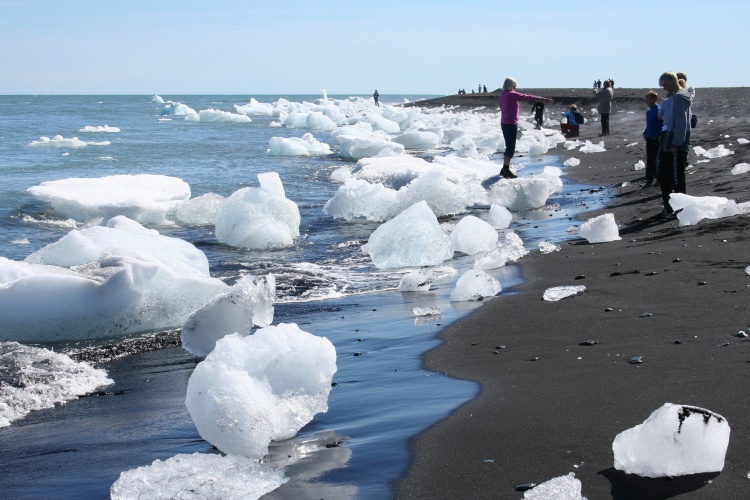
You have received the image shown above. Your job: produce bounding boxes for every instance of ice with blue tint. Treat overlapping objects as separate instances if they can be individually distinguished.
[268,133,332,156]
[486,176,557,211]
[451,215,498,255]
[185,108,251,123]
[579,213,621,243]
[449,269,501,301]
[173,192,225,227]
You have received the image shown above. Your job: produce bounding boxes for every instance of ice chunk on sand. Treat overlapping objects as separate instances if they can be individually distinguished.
[703,144,733,158]
[579,140,606,153]
[185,324,337,459]
[450,269,500,301]
[486,177,553,211]
[181,274,275,358]
[398,270,434,291]
[563,157,581,167]
[633,160,645,170]
[27,174,191,225]
[215,178,300,250]
[413,306,441,317]
[395,170,478,218]
[366,201,453,269]
[523,473,586,499]
[268,133,332,156]
[451,215,498,255]
[0,342,113,427]
[579,213,621,243]
[539,240,560,253]
[669,193,741,226]
[488,204,512,229]
[613,403,730,477]
[543,285,585,301]
[110,452,286,500]
[173,192,225,226]
[737,138,749,145]
[731,162,750,175]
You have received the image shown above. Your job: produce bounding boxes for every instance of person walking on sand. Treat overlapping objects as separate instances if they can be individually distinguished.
[373,90,380,107]
[657,71,692,217]
[594,79,613,135]
[482,77,553,187]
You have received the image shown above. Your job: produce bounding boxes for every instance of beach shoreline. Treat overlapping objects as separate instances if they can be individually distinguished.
[399,88,750,499]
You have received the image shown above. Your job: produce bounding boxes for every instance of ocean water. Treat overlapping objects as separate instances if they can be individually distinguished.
[0,94,610,498]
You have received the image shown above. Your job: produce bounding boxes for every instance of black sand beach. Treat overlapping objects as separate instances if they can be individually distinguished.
[399,88,750,499]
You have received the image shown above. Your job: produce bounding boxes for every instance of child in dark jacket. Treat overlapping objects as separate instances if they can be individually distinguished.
[643,91,663,187]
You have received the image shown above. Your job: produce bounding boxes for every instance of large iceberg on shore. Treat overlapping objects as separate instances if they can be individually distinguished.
[27,174,191,225]
[185,324,337,459]
[365,201,453,269]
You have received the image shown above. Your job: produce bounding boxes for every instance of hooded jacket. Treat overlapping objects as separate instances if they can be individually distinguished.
[667,88,692,151]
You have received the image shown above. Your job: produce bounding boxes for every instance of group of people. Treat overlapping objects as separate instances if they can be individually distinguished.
[593,78,614,89]
[644,71,694,217]
[457,85,488,95]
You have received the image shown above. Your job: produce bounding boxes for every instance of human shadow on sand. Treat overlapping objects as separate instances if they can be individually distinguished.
[598,468,720,499]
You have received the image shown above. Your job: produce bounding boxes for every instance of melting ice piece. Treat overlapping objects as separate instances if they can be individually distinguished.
[79,125,121,133]
[398,270,434,291]
[633,160,645,170]
[391,131,440,150]
[488,204,512,229]
[184,108,251,123]
[523,472,586,499]
[267,133,332,156]
[27,174,190,225]
[450,269,501,302]
[413,306,441,317]
[737,138,749,144]
[543,285,586,301]
[731,163,750,175]
[613,403,730,477]
[579,213,621,243]
[703,144,733,158]
[366,201,453,269]
[323,178,399,222]
[0,342,113,427]
[181,274,275,358]
[27,135,109,148]
[579,140,606,153]
[563,157,581,167]
[669,193,741,226]
[185,324,337,459]
[174,192,225,227]
[110,452,287,500]
[336,134,404,161]
[539,240,560,253]
[487,177,553,211]
[451,215,498,255]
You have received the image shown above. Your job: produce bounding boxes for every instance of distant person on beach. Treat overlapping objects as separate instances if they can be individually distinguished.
[593,80,597,89]
[531,101,545,129]
[373,90,380,107]
[482,77,553,186]
[594,80,613,135]
[657,71,693,217]
[483,85,487,93]
[560,104,582,137]
[642,90,663,187]
[596,79,601,89]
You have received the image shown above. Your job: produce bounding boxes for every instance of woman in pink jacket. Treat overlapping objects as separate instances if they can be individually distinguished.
[485,77,553,185]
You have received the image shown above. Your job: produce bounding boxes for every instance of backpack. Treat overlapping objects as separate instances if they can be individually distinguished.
[573,111,585,125]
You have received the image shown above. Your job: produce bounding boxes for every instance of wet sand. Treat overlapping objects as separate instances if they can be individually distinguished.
[399,88,750,499]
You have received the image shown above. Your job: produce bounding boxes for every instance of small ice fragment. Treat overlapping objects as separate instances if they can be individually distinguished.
[539,240,560,253]
[731,163,750,175]
[542,285,585,302]
[639,312,653,318]
[633,160,645,170]
[626,142,638,147]
[563,157,580,167]
[413,306,441,317]
[703,144,733,159]
[746,266,750,276]
[737,138,748,144]
[629,356,643,364]
[621,182,630,187]
[522,473,584,499]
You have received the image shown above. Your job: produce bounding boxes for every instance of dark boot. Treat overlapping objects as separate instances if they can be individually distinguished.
[500,166,517,179]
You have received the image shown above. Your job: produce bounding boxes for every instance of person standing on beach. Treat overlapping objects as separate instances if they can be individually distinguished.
[373,90,380,107]
[643,91,663,187]
[531,101,545,129]
[658,71,692,217]
[482,77,553,186]
[594,79,613,135]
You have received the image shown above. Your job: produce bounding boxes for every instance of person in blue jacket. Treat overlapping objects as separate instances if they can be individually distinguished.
[642,91,663,187]
[658,71,692,217]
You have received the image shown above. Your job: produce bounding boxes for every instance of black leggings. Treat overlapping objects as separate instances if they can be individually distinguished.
[659,149,687,211]
[600,113,610,135]
[501,123,518,159]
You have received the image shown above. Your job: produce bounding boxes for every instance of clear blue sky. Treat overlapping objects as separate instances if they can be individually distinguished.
[1,0,746,95]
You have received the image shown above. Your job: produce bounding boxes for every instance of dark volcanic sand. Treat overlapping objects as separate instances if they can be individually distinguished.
[399,88,750,499]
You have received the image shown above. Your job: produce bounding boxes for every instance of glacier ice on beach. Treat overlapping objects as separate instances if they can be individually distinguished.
[543,285,586,301]
[110,452,287,500]
[413,306,441,316]
[391,131,441,150]
[563,157,581,167]
[27,135,110,148]
[486,176,556,211]
[181,274,276,358]
[488,204,513,229]
[0,342,113,427]
[669,193,743,226]
[579,213,621,243]
[633,160,645,170]
[185,324,337,459]
[579,140,606,153]
[158,99,197,116]
[268,133,332,156]
[539,240,560,253]
[473,231,529,270]
[450,269,500,301]
[173,192,225,226]
[365,201,453,269]
[185,108,251,123]
[336,134,404,161]
[27,174,191,225]
[234,98,276,116]
[731,163,750,175]
[398,269,434,291]
[451,215,498,255]
[613,403,730,477]
[215,173,300,249]
[323,178,399,221]
[523,473,586,499]
[701,144,733,158]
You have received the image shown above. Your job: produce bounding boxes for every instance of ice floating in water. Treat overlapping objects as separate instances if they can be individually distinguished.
[669,193,743,226]
[27,135,110,148]
[185,108,251,123]
[79,125,121,133]
[398,270,434,291]
[731,162,750,175]
[336,134,404,161]
[523,473,586,499]
[450,269,501,302]
[579,213,621,243]
[563,157,581,167]
[702,144,733,158]
[613,403,730,477]
[543,285,586,301]
[451,215,498,255]
[268,133,332,156]
[391,131,441,150]
[173,192,225,227]
[215,173,300,249]
[539,240,560,253]
[181,274,275,358]
[234,98,276,116]
[579,140,606,153]
[413,306,441,317]
[110,452,287,500]
[488,204,512,229]
[323,178,399,222]
[159,100,197,116]
[27,174,191,225]
[0,342,113,427]
[185,324,337,459]
[366,201,453,269]
[633,160,645,170]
